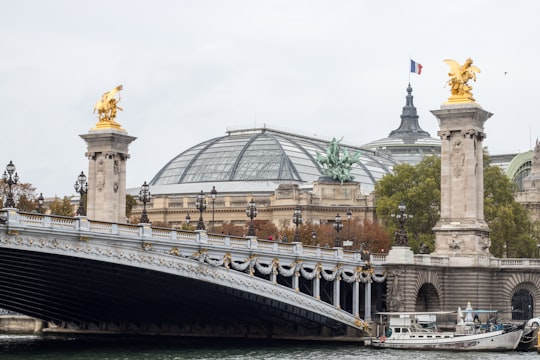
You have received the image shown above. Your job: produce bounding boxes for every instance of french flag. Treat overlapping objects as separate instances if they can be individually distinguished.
[410,59,423,75]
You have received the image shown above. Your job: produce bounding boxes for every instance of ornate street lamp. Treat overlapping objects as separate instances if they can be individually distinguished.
[312,230,317,244]
[391,201,412,246]
[37,193,44,213]
[2,161,19,208]
[292,206,302,242]
[346,208,352,242]
[210,186,217,233]
[185,212,191,226]
[195,190,207,230]
[138,181,151,223]
[246,198,257,237]
[333,213,343,247]
[74,171,88,216]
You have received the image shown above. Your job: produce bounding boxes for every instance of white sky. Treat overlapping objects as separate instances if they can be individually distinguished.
[1,0,538,197]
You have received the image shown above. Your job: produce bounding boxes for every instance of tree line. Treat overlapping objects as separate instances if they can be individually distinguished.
[375,153,539,258]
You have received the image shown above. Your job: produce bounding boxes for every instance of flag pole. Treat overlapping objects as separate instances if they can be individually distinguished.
[408,58,411,83]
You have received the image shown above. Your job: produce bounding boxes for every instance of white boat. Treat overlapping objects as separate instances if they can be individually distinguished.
[369,307,523,351]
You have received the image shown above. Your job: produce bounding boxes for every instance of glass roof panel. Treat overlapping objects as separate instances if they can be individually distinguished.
[150,128,397,191]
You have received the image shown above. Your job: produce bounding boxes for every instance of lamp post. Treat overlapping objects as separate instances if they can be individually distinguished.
[312,230,317,245]
[292,206,302,242]
[2,161,19,208]
[138,181,151,223]
[333,213,343,247]
[195,190,207,230]
[391,201,411,246]
[74,171,88,216]
[210,186,217,233]
[185,212,191,226]
[246,198,257,237]
[346,208,352,243]
[37,193,44,213]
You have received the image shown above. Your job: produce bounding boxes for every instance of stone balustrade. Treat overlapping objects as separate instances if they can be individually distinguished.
[3,210,379,268]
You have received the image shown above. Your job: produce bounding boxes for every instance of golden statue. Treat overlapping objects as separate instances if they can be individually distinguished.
[93,85,123,130]
[444,58,480,103]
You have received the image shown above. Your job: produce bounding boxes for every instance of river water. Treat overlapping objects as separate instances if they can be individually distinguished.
[0,335,537,360]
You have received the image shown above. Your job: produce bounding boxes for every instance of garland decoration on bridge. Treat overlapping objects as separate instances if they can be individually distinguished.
[204,255,226,267]
[277,260,299,277]
[229,255,256,273]
[254,259,275,275]
[341,269,356,283]
[169,247,180,256]
[190,249,386,284]
[371,272,387,283]
[299,263,321,280]
[320,265,340,282]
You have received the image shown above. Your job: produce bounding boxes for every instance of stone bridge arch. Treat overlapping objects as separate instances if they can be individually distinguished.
[500,272,540,318]
[413,270,444,311]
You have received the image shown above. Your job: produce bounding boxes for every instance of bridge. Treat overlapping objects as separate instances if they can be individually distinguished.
[0,208,385,340]
[2,207,540,340]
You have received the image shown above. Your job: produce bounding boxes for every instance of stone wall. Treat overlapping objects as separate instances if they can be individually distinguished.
[385,262,540,320]
[0,315,44,334]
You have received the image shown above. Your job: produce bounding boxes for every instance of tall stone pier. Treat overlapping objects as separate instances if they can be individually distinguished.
[80,129,136,223]
[80,86,136,223]
[381,60,540,318]
[431,103,492,264]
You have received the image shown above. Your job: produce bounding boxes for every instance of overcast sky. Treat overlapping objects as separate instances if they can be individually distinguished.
[1,1,538,197]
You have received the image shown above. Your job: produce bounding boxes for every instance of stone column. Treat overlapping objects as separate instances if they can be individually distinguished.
[333,275,341,309]
[364,281,372,321]
[80,128,136,223]
[352,280,360,318]
[431,103,492,262]
[313,274,320,300]
[292,271,299,292]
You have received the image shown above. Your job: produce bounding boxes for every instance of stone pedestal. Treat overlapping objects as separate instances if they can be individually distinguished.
[430,103,492,259]
[385,246,414,264]
[311,177,360,207]
[80,128,136,223]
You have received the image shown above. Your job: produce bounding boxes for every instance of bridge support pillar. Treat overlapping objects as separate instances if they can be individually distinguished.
[333,276,341,309]
[80,128,136,223]
[364,281,372,321]
[352,280,359,318]
[292,272,299,292]
[431,104,493,262]
[313,275,320,300]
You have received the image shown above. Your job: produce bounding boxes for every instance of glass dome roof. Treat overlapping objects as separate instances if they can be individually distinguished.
[149,127,397,194]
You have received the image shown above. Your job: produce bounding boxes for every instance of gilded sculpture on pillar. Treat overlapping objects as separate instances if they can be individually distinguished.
[444,58,480,103]
[93,85,124,130]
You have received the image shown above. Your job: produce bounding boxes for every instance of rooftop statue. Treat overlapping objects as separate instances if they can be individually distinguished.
[93,85,124,130]
[444,58,480,103]
[316,137,361,184]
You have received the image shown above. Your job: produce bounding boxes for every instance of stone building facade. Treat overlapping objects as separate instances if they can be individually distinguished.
[516,140,540,224]
[141,180,376,233]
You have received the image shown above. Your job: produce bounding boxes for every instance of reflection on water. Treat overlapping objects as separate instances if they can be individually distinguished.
[0,335,537,360]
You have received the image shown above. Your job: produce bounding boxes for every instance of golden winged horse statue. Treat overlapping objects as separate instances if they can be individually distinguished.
[93,85,123,129]
[444,58,480,103]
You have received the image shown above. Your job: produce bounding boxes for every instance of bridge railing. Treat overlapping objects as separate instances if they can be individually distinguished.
[6,210,540,269]
[1,210,377,267]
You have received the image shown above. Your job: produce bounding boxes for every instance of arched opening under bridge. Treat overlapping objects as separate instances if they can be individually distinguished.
[415,283,441,312]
